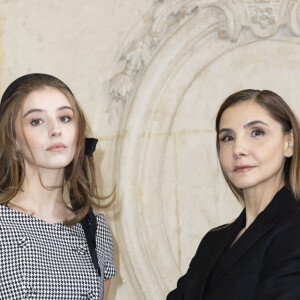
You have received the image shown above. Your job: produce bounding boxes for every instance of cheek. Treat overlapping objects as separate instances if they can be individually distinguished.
[25,128,41,144]
[254,139,285,163]
[16,129,43,155]
[219,146,231,170]
[66,125,78,159]
[69,127,78,146]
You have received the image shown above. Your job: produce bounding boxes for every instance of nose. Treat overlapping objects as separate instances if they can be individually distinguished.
[232,136,248,158]
[49,120,62,138]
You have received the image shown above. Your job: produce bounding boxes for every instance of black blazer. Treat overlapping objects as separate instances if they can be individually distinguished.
[167,187,300,300]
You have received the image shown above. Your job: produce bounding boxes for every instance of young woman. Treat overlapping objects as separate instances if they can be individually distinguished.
[167,89,300,299]
[0,73,116,299]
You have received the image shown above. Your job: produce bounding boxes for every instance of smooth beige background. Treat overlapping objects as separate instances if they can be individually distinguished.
[1,1,300,299]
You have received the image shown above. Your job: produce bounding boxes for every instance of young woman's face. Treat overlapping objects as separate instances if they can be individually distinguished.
[218,101,293,191]
[15,87,77,170]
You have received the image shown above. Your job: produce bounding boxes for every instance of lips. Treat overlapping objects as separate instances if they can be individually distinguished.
[46,143,67,152]
[234,165,256,173]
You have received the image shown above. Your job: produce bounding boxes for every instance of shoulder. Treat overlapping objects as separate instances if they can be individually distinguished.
[273,203,300,231]
[209,223,231,233]
[253,212,300,281]
[0,205,21,241]
[188,223,231,267]
[94,214,117,279]
[192,221,235,249]
[271,205,300,238]
[201,222,232,242]
[95,214,111,230]
[94,214,114,253]
[261,205,300,263]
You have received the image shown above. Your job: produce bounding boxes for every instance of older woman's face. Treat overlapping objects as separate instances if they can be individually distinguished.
[218,101,293,191]
[15,87,77,170]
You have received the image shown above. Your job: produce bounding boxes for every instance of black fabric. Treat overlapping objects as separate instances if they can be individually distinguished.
[80,138,99,275]
[80,209,101,277]
[85,138,98,157]
[167,186,300,300]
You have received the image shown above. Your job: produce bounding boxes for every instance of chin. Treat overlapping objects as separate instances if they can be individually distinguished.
[38,159,74,170]
[230,180,257,190]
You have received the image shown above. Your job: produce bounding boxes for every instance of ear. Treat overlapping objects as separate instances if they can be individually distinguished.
[284,130,294,158]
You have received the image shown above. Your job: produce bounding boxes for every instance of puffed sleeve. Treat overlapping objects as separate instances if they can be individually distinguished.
[95,215,117,280]
[254,217,300,299]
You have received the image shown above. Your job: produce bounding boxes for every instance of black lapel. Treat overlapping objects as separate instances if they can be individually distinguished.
[206,186,297,288]
[198,209,246,299]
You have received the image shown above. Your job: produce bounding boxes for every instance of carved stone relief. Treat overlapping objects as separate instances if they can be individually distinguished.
[109,1,300,299]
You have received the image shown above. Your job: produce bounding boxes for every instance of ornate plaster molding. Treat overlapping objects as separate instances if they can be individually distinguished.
[109,0,300,106]
[111,1,300,299]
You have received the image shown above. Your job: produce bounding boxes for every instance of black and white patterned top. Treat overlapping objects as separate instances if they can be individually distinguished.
[0,205,116,299]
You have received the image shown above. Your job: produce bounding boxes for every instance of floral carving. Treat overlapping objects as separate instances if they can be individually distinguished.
[109,0,188,105]
[108,0,300,113]
[245,0,282,36]
[108,0,238,108]
[252,6,276,28]
[109,38,152,102]
[109,72,134,101]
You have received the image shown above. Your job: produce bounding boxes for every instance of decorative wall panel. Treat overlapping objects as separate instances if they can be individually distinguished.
[110,0,300,299]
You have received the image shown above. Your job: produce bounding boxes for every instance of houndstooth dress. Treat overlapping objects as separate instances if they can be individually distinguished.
[0,205,116,299]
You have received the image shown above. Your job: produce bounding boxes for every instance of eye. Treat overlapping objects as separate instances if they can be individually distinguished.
[251,129,264,137]
[220,135,234,143]
[30,119,44,127]
[59,115,72,123]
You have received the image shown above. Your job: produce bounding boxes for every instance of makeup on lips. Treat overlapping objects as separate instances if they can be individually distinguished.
[46,143,67,152]
[234,165,256,173]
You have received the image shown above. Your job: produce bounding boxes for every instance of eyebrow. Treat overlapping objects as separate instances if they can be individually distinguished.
[244,120,269,128]
[218,120,270,135]
[23,106,74,118]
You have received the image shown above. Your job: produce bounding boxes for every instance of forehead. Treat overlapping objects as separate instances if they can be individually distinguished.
[22,87,71,111]
[219,101,274,128]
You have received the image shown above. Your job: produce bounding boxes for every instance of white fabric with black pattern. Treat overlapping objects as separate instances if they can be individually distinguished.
[0,205,116,299]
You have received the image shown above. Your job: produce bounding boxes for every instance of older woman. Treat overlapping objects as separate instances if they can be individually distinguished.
[0,74,116,299]
[167,89,300,299]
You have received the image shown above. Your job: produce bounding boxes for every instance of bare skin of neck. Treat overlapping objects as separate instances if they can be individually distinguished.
[232,170,285,245]
[9,164,75,224]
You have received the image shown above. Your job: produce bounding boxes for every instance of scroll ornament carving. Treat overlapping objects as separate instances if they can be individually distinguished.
[287,0,300,36]
[108,0,300,109]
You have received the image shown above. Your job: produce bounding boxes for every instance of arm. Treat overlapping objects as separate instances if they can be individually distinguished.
[102,279,111,300]
[167,269,191,299]
[167,230,217,299]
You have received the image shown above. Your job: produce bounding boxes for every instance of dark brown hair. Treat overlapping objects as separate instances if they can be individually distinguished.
[0,75,100,225]
[215,89,300,203]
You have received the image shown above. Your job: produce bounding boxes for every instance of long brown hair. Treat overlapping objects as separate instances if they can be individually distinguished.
[215,89,300,204]
[0,74,100,225]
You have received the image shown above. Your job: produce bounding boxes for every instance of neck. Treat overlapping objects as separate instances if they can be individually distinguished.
[10,164,73,224]
[243,179,284,229]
